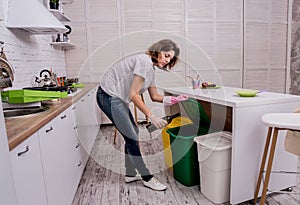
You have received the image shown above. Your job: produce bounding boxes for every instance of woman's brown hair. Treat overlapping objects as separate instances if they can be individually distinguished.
[146,39,180,70]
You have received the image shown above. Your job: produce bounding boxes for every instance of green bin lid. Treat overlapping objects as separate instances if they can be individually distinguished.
[180,98,210,126]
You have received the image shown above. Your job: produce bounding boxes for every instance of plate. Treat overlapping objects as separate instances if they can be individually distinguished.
[201,85,221,89]
[235,90,259,97]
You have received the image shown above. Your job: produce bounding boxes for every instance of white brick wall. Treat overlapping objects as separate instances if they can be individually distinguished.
[0,0,66,90]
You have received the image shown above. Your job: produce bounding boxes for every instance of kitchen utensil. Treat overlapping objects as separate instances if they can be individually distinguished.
[66,77,79,85]
[0,42,14,88]
[0,58,14,88]
[63,25,72,42]
[34,69,56,87]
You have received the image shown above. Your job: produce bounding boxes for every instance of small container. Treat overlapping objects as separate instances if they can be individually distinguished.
[56,77,61,86]
[192,79,200,89]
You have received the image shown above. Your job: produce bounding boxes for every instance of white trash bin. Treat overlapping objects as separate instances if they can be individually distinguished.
[194,131,232,204]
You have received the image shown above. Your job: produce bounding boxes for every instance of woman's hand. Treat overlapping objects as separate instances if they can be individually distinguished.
[163,94,189,106]
[149,113,168,129]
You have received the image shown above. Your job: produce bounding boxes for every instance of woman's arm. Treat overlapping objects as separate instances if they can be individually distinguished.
[148,85,163,103]
[130,75,168,128]
[129,75,151,117]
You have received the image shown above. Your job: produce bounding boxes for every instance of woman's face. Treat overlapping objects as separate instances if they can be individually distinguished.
[155,50,175,68]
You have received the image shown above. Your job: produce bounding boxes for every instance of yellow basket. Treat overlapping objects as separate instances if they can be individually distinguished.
[162,116,193,168]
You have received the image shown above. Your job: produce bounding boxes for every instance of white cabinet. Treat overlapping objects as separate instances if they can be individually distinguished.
[10,132,48,205]
[1,95,17,205]
[62,108,86,205]
[8,87,98,205]
[38,107,84,205]
[72,88,99,165]
[38,109,71,205]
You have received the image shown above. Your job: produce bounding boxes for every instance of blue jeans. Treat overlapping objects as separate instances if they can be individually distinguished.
[96,86,153,181]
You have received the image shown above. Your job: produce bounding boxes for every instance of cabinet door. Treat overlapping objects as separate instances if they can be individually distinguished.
[62,108,85,205]
[39,107,86,205]
[10,132,48,205]
[39,113,68,205]
[85,89,99,151]
[73,89,99,158]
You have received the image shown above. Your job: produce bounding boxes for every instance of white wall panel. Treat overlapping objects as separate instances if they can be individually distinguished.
[186,0,214,21]
[63,0,86,22]
[244,69,268,89]
[64,0,290,94]
[270,24,288,67]
[217,70,242,87]
[86,0,118,22]
[244,0,289,92]
[215,22,243,69]
[245,0,269,22]
[244,23,269,68]
[123,0,151,22]
[215,0,242,21]
[151,0,183,22]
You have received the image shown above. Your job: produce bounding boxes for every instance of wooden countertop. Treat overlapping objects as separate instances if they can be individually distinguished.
[5,83,99,151]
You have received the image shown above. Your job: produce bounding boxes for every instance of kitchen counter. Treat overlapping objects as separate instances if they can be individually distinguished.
[5,83,99,151]
[164,86,300,108]
[164,86,300,204]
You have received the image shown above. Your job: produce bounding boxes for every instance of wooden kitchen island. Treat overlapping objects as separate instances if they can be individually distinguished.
[164,86,300,204]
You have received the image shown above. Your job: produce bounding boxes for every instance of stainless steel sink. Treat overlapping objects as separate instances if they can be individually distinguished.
[3,105,49,118]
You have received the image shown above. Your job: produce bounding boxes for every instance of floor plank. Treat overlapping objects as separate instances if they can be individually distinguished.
[72,125,300,205]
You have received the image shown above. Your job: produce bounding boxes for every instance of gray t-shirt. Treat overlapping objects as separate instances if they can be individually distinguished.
[100,54,155,103]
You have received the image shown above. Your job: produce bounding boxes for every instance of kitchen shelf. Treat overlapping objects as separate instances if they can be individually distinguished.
[50,42,75,50]
[49,9,70,22]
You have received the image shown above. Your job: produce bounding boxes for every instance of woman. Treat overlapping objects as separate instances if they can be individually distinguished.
[96,39,188,191]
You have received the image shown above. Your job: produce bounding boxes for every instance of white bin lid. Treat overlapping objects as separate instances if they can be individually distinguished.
[194,131,232,151]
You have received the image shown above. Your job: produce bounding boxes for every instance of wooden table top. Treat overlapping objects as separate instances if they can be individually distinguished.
[5,83,99,151]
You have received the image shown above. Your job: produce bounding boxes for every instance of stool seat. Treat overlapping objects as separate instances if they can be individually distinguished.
[261,113,300,130]
[254,112,300,205]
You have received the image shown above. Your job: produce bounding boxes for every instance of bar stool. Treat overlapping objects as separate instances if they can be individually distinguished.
[254,113,300,205]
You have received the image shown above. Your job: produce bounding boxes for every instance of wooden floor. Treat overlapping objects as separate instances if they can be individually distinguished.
[72,125,300,205]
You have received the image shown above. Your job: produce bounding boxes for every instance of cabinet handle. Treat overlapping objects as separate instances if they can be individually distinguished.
[87,94,90,97]
[81,99,85,102]
[72,106,76,110]
[75,143,80,148]
[78,161,82,167]
[61,115,67,119]
[17,145,29,157]
[74,126,78,129]
[45,126,53,133]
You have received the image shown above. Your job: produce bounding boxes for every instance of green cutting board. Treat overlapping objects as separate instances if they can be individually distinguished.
[3,90,62,98]
[71,83,85,88]
[7,96,59,103]
[1,90,68,103]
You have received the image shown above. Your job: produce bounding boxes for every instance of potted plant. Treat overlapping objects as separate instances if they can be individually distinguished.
[49,0,59,10]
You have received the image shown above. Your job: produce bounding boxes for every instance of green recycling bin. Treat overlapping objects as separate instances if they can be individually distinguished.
[166,98,210,187]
